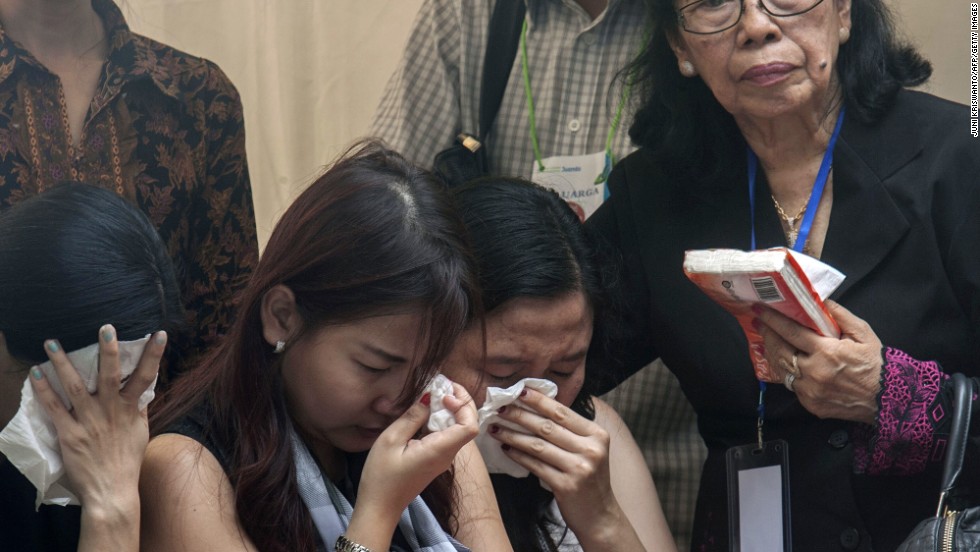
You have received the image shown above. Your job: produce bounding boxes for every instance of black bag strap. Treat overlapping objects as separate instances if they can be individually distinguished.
[937,373,974,515]
[478,0,526,140]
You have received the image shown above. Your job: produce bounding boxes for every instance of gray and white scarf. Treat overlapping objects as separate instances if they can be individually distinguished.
[289,427,468,552]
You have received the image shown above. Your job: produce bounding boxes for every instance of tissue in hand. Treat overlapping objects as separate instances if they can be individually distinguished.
[425,374,458,432]
[475,378,558,478]
[0,337,155,507]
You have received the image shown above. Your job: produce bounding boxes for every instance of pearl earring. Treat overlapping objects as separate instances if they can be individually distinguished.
[839,27,850,43]
[680,61,696,77]
[274,340,286,354]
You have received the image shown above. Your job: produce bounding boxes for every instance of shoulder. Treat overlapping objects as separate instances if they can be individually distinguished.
[140,434,257,551]
[591,397,632,441]
[889,89,969,123]
[129,33,243,110]
[843,90,972,166]
[161,404,233,472]
[880,90,970,147]
[140,433,230,532]
[841,90,977,198]
[141,433,228,500]
[412,0,479,32]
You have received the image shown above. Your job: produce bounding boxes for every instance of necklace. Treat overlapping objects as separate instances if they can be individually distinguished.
[771,190,812,248]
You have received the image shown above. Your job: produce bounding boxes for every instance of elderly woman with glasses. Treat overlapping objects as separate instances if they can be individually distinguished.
[587,0,980,550]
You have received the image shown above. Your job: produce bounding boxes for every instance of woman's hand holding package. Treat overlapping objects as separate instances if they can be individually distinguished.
[30,326,166,551]
[756,301,883,424]
[351,381,479,545]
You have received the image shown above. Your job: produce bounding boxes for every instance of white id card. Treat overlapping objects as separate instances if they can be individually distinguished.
[726,440,792,551]
[530,151,609,221]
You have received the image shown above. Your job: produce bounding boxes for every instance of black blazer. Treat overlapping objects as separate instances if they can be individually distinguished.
[589,90,980,551]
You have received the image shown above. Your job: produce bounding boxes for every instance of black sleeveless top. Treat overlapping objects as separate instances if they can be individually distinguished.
[164,402,414,550]
[0,458,81,552]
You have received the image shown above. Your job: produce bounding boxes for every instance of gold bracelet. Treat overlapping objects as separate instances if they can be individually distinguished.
[335,535,373,552]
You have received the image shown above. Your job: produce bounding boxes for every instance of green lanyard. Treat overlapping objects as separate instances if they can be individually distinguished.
[519,18,634,172]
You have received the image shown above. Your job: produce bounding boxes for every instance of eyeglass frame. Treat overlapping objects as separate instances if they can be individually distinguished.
[676,0,827,35]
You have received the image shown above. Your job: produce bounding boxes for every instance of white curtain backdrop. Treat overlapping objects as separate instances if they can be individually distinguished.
[120,0,968,249]
[123,0,425,247]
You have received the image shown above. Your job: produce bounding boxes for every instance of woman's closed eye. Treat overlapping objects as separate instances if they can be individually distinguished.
[356,360,390,374]
[486,370,519,384]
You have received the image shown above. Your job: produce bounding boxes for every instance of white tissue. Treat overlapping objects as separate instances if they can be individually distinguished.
[475,378,558,478]
[0,336,156,507]
[787,249,845,300]
[425,374,457,432]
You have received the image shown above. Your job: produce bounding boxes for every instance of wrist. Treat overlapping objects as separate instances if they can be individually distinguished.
[79,490,140,527]
[335,535,373,552]
[77,491,140,551]
[345,505,399,552]
[570,499,631,549]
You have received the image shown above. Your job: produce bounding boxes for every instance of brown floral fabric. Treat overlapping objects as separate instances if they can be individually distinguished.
[0,0,258,379]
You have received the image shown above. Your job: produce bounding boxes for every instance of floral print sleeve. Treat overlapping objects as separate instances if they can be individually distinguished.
[852,348,949,475]
[180,63,258,364]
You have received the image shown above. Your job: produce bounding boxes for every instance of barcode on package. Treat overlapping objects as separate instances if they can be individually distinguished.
[750,276,784,303]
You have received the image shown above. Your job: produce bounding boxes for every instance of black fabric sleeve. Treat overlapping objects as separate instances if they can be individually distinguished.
[586,160,658,393]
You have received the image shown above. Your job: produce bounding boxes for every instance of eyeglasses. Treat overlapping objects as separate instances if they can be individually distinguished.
[677,0,826,35]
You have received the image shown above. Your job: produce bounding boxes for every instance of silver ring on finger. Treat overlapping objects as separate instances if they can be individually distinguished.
[784,372,797,392]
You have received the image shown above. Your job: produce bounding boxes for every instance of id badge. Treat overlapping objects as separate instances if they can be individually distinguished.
[726,440,792,552]
[530,151,608,221]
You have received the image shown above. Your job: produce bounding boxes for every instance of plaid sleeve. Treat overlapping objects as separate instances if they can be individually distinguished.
[370,0,466,168]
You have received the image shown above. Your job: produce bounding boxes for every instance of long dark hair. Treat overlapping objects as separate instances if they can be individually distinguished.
[0,183,183,364]
[450,177,622,551]
[150,142,479,552]
[628,0,932,179]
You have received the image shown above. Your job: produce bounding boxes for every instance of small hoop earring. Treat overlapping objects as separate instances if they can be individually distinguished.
[274,340,286,354]
[839,27,850,43]
[680,60,696,77]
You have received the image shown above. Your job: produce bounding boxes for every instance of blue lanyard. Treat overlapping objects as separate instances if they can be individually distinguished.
[747,107,845,446]
[748,108,845,251]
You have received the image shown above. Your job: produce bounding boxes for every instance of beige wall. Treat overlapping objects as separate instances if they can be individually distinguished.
[893,0,970,105]
[123,1,971,248]
[125,0,426,247]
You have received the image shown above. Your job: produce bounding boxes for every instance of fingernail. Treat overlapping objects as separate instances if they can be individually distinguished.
[30,367,43,380]
[420,392,431,406]
[519,389,527,398]
[501,443,511,451]
[45,340,59,353]
[498,405,507,414]
[101,325,115,343]
[153,331,167,345]
[751,304,763,315]
[489,424,499,434]
[751,318,762,331]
